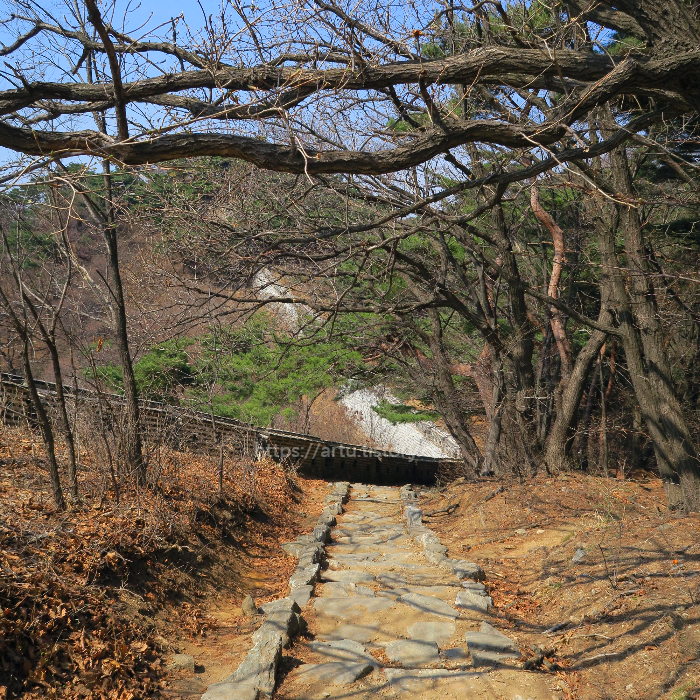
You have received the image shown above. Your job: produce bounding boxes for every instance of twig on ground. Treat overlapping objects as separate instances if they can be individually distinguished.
[482,485,504,502]
[424,502,459,517]
[582,652,618,662]
[544,621,570,635]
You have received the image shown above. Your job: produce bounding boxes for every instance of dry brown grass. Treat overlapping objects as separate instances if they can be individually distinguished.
[0,422,327,700]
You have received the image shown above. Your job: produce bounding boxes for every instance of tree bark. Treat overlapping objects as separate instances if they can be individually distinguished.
[544,310,611,472]
[21,337,65,510]
[531,186,574,383]
[536,324,554,444]
[39,321,78,497]
[489,202,540,469]
[101,160,145,483]
[482,346,504,475]
[580,358,602,471]
[491,203,536,398]
[599,146,700,509]
[427,310,482,470]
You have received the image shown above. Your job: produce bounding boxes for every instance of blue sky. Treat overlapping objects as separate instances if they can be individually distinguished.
[0,1,230,57]
[112,0,219,33]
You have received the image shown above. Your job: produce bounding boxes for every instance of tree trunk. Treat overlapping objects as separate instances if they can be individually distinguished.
[544,310,610,472]
[580,358,602,471]
[463,344,494,419]
[101,161,145,483]
[482,346,504,475]
[536,325,554,444]
[22,337,65,510]
[491,203,536,398]
[22,296,78,498]
[531,186,573,383]
[630,403,645,472]
[428,310,482,470]
[490,203,540,467]
[46,335,78,497]
[600,147,700,509]
[598,345,608,477]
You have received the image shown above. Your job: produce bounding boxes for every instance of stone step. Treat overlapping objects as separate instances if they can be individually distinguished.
[385,639,440,667]
[399,592,459,619]
[273,484,557,700]
[307,639,378,666]
[455,590,493,612]
[294,661,374,686]
[320,569,375,584]
[464,621,519,656]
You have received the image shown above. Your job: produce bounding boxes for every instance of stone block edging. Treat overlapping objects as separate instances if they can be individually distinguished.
[400,486,489,604]
[202,482,351,700]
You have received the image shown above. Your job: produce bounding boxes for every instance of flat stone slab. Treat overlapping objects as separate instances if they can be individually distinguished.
[407,620,456,645]
[201,680,258,700]
[408,584,461,597]
[374,550,419,562]
[399,592,458,619]
[455,590,492,612]
[384,668,480,693]
[259,597,300,615]
[318,624,377,643]
[253,611,298,647]
[470,649,520,667]
[385,639,440,667]
[326,552,377,563]
[314,596,394,618]
[294,661,374,685]
[404,505,423,530]
[461,581,487,593]
[360,562,434,572]
[308,639,377,666]
[313,523,332,543]
[227,627,282,696]
[336,534,384,544]
[343,511,379,520]
[320,570,375,584]
[424,550,450,566]
[423,541,448,555]
[321,581,375,598]
[296,543,325,568]
[377,572,407,586]
[464,622,518,654]
[353,585,376,597]
[282,541,310,557]
[321,582,355,598]
[325,502,343,515]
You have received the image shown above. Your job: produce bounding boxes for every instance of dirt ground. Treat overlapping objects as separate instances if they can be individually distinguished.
[0,424,327,700]
[5,416,700,700]
[162,481,328,700]
[420,473,700,700]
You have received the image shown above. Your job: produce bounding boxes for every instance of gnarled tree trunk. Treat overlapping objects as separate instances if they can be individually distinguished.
[544,308,611,472]
[427,310,482,470]
[599,146,700,509]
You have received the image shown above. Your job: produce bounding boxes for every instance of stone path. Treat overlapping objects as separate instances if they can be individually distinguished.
[279,484,561,700]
